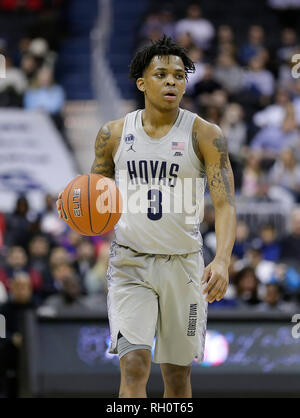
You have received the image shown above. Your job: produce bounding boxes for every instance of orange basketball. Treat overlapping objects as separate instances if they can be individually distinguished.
[61,174,122,236]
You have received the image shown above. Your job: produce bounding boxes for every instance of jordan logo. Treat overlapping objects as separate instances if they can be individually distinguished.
[187,275,194,285]
[127,144,136,152]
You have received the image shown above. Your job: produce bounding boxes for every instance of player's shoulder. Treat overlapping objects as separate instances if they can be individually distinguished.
[106,117,126,139]
[192,114,222,142]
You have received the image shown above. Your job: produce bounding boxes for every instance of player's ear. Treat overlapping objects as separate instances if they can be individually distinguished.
[136,77,145,93]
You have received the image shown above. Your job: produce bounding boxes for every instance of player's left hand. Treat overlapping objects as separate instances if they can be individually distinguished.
[201,258,229,303]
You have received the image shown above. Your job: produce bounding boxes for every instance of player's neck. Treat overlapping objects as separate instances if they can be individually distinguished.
[142,105,179,128]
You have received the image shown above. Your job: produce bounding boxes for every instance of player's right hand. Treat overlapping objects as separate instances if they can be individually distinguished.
[56,191,63,218]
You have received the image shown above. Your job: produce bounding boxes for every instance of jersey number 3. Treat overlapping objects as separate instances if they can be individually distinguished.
[147,189,162,221]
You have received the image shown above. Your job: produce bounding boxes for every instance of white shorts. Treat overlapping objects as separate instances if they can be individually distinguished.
[106,241,207,366]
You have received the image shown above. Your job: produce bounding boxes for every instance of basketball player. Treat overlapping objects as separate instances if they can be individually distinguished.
[57,36,236,398]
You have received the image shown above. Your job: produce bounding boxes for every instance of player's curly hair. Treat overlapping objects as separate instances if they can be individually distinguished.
[129,35,195,81]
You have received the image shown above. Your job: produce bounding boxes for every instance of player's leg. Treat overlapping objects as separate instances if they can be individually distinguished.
[106,243,158,398]
[160,363,192,398]
[119,347,152,398]
[153,252,207,398]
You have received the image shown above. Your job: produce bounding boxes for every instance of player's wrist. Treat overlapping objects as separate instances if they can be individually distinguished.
[214,254,231,267]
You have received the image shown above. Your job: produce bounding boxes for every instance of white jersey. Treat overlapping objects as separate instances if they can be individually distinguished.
[113,108,206,255]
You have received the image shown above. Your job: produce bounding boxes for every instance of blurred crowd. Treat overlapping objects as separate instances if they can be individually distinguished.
[0,0,70,147]
[1,0,300,397]
[0,194,111,397]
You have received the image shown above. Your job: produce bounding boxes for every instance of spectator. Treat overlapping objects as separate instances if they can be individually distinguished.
[239,247,276,284]
[48,261,75,295]
[49,246,71,270]
[158,8,176,39]
[242,54,275,102]
[253,175,275,203]
[241,151,263,199]
[0,246,42,294]
[40,273,84,313]
[24,65,65,132]
[185,47,205,96]
[73,239,96,292]
[220,103,247,190]
[255,282,297,311]
[0,273,36,398]
[212,24,236,58]
[251,102,299,158]
[0,55,27,107]
[28,234,51,273]
[175,3,215,50]
[175,32,196,51]
[239,25,265,65]
[277,27,298,63]
[84,241,110,294]
[253,88,300,128]
[28,234,53,299]
[138,9,176,43]
[234,267,262,309]
[27,38,54,68]
[4,195,33,249]
[232,220,251,259]
[214,53,244,95]
[204,105,222,125]
[40,273,106,315]
[279,206,300,264]
[39,193,66,238]
[277,56,298,94]
[217,24,235,45]
[20,53,39,85]
[193,64,222,106]
[59,229,83,261]
[252,224,281,262]
[268,147,300,203]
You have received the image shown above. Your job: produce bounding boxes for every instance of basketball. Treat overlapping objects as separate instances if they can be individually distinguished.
[61,174,122,236]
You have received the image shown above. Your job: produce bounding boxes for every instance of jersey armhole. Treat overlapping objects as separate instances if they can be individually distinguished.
[113,116,128,165]
[187,116,206,175]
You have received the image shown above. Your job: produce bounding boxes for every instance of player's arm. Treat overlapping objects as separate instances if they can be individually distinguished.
[90,118,124,178]
[56,118,123,218]
[193,117,237,303]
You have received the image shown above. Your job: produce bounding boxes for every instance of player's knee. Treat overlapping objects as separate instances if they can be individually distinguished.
[122,350,150,385]
[163,365,191,393]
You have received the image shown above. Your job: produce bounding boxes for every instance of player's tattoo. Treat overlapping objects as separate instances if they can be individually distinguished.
[95,123,111,150]
[91,160,114,177]
[91,123,115,178]
[192,131,200,159]
[207,136,235,207]
[213,136,228,169]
